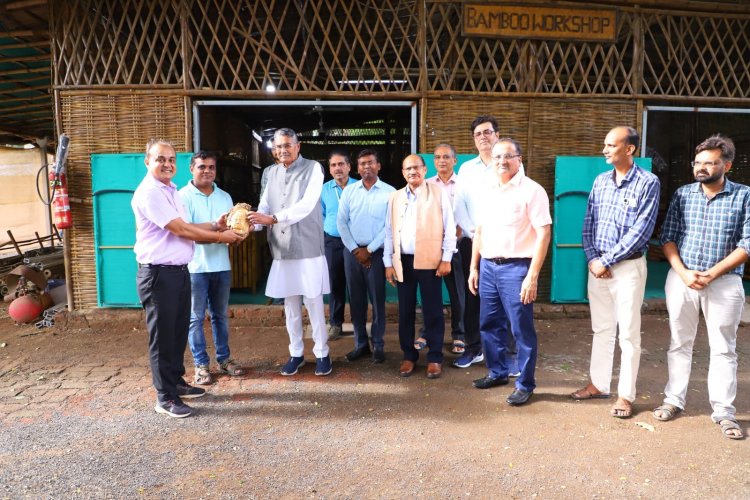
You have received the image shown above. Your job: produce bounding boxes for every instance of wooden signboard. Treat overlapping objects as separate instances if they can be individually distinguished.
[463,3,617,42]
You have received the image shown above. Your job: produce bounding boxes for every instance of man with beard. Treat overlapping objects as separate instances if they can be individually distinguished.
[573,126,660,419]
[653,134,748,440]
[337,149,395,363]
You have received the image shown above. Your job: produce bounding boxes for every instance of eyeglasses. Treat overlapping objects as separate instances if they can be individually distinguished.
[473,129,496,139]
[358,160,377,167]
[195,164,216,171]
[492,154,520,161]
[403,165,424,172]
[691,160,722,168]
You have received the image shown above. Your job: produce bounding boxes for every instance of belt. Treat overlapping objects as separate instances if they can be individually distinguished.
[486,257,531,265]
[138,263,188,270]
[623,252,643,261]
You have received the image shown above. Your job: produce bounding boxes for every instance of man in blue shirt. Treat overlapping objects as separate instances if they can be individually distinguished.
[573,126,660,419]
[180,151,244,386]
[337,149,395,363]
[321,150,355,340]
[653,134,747,440]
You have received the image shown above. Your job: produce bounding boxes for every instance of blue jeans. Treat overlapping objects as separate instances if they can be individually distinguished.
[478,259,537,392]
[189,271,231,367]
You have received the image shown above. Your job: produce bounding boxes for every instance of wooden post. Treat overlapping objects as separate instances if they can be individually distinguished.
[6,230,22,255]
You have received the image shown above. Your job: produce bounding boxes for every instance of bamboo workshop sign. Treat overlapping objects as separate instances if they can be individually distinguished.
[463,3,617,42]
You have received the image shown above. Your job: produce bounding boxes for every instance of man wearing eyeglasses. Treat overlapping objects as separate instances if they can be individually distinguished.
[452,116,500,370]
[384,154,456,379]
[573,126,660,419]
[468,139,551,406]
[247,128,333,377]
[653,134,747,440]
[180,151,244,387]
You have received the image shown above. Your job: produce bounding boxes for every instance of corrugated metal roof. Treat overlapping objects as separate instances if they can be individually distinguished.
[0,0,52,144]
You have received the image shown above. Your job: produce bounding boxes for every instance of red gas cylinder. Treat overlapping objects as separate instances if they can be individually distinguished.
[8,294,46,323]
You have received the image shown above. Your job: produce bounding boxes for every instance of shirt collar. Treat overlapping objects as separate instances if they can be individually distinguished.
[430,172,457,185]
[185,180,215,196]
[495,167,526,189]
[690,178,735,196]
[146,172,176,190]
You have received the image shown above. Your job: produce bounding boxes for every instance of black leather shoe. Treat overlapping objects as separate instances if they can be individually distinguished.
[345,345,372,362]
[506,389,532,406]
[472,375,509,389]
[372,348,385,363]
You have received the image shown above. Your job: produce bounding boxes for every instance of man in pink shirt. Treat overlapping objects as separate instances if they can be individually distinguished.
[132,139,244,418]
[467,138,551,406]
[425,143,465,355]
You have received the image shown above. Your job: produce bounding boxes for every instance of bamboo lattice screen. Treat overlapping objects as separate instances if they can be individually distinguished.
[52,1,750,100]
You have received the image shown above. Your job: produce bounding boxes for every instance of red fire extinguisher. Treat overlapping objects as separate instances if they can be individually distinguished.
[49,169,72,229]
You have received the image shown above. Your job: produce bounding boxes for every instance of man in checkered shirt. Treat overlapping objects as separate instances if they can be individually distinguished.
[652,134,748,440]
[572,126,660,419]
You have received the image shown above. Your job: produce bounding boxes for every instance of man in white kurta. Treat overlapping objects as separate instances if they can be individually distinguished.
[249,128,331,377]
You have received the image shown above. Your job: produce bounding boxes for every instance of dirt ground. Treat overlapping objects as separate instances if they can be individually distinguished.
[0,304,748,499]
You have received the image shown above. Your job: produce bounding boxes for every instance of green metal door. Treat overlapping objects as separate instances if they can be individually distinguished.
[91,153,193,307]
[551,157,652,303]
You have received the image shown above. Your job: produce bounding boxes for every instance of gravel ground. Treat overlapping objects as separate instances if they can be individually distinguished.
[0,311,748,498]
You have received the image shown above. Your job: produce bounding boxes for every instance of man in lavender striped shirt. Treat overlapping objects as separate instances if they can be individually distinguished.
[132,139,243,418]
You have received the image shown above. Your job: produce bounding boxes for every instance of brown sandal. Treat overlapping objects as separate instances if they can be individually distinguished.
[570,383,611,400]
[194,365,212,385]
[218,359,245,376]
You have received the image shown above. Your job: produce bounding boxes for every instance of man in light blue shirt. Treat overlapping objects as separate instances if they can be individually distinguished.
[337,149,395,363]
[320,150,355,340]
[180,151,244,386]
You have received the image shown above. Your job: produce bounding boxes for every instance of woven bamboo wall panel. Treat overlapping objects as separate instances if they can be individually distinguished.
[187,0,420,93]
[59,92,187,309]
[424,96,637,299]
[423,98,532,155]
[53,0,183,87]
[51,0,750,99]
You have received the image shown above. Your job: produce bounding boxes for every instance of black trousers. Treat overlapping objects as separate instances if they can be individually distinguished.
[459,237,481,353]
[137,265,191,403]
[397,254,445,364]
[324,234,347,327]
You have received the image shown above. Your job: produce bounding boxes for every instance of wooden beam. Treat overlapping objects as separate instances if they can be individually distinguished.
[0,54,49,64]
[0,40,49,51]
[0,84,49,94]
[0,100,50,113]
[0,92,48,104]
[0,66,48,78]
[0,30,46,38]
[4,0,47,9]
